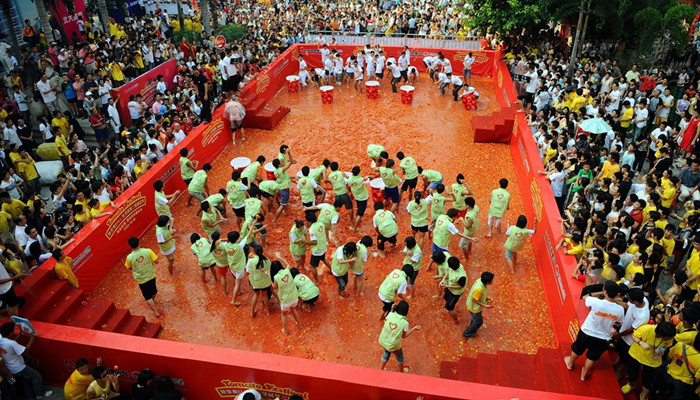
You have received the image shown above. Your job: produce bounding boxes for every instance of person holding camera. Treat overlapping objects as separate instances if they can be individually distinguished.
[86,366,126,399]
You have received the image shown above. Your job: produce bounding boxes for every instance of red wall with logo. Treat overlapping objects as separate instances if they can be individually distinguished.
[111,59,178,127]
[30,321,597,400]
[492,58,583,343]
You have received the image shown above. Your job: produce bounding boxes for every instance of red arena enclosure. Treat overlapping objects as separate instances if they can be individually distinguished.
[25,44,614,400]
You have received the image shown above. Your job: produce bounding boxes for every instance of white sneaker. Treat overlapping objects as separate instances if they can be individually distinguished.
[37,390,54,399]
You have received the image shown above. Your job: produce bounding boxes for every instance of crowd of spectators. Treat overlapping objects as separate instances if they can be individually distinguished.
[510,25,700,398]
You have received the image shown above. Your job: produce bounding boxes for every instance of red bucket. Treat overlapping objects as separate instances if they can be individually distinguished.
[461,92,477,110]
[230,156,251,172]
[400,85,415,104]
[365,81,379,99]
[370,178,385,204]
[264,162,276,180]
[286,75,300,93]
[320,86,334,104]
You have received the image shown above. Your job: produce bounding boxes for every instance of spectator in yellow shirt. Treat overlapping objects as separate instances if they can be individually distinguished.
[15,149,40,195]
[52,249,79,289]
[658,176,679,208]
[51,110,69,138]
[65,357,101,400]
[596,153,620,183]
[0,192,26,218]
[87,199,114,220]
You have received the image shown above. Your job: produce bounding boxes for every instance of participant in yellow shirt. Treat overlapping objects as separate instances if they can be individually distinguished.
[192,20,202,33]
[109,61,125,83]
[134,159,149,179]
[8,148,21,167]
[0,194,26,218]
[107,19,118,37]
[621,323,676,396]
[171,19,181,32]
[88,199,113,220]
[597,154,620,182]
[74,204,90,225]
[625,253,644,281]
[658,176,679,208]
[666,339,700,389]
[184,17,193,31]
[620,105,634,129]
[115,26,127,40]
[570,93,587,112]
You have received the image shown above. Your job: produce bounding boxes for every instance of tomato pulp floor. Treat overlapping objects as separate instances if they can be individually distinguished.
[89,76,556,378]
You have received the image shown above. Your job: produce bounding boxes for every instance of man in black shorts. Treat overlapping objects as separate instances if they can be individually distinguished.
[0,266,26,316]
[125,236,161,317]
[440,256,466,323]
[396,151,419,201]
[564,281,624,381]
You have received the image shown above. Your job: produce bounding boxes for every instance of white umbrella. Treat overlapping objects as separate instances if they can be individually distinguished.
[578,117,612,135]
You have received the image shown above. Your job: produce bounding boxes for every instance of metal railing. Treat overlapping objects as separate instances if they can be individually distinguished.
[304,30,480,50]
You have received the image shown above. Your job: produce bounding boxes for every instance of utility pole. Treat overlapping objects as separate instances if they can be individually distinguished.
[567,0,591,80]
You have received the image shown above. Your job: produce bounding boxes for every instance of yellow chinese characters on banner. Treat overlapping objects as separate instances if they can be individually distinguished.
[215,380,308,399]
[568,319,580,342]
[512,118,518,137]
[104,193,147,239]
[529,178,543,222]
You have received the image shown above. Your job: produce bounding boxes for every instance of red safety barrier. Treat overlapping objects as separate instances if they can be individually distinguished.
[30,321,598,400]
[38,104,232,291]
[111,59,178,127]
[493,58,583,344]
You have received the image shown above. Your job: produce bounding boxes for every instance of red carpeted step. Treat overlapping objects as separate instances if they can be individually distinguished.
[491,111,505,128]
[18,279,71,319]
[496,351,543,391]
[99,308,130,333]
[246,98,267,114]
[438,360,458,380]
[17,269,55,296]
[535,347,572,394]
[455,355,479,383]
[556,342,624,399]
[135,321,162,338]
[115,315,146,335]
[476,353,500,386]
[64,300,116,330]
[34,288,85,324]
[244,105,290,130]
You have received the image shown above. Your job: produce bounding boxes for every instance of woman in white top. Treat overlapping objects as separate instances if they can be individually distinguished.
[37,117,53,143]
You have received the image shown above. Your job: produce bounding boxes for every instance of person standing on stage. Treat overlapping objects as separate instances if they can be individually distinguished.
[125,237,161,317]
[487,178,511,238]
[298,55,311,87]
[224,95,246,145]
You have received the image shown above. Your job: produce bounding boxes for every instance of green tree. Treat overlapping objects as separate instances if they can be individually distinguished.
[462,0,547,36]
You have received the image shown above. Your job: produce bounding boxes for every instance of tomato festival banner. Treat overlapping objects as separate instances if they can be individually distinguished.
[38,105,231,291]
[111,59,178,127]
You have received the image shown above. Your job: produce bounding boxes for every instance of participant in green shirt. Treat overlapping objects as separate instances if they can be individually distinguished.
[189,233,218,284]
[464,271,495,339]
[397,151,419,200]
[277,144,295,168]
[378,264,414,320]
[179,148,198,206]
[226,171,249,229]
[406,191,429,248]
[309,160,329,204]
[204,189,228,217]
[271,158,292,226]
[367,144,388,167]
[402,236,422,297]
[291,267,320,310]
[305,212,332,283]
[297,166,320,206]
[440,256,467,322]
[372,201,399,257]
[224,230,249,306]
[330,242,357,297]
[243,189,263,220]
[125,236,161,317]
[487,178,511,237]
[200,201,224,238]
[247,244,272,317]
[241,155,265,183]
[426,183,454,232]
[187,163,212,202]
[418,166,443,191]
[430,250,451,297]
[505,215,537,273]
[289,220,307,270]
[351,236,373,296]
[155,215,176,274]
[153,180,180,219]
[376,159,401,213]
[348,166,370,231]
[432,209,476,254]
[378,300,421,373]
[271,254,304,335]
[451,173,473,217]
[459,197,480,260]
[305,200,342,247]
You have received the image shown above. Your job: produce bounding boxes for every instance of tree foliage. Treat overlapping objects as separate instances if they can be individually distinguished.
[462,0,546,36]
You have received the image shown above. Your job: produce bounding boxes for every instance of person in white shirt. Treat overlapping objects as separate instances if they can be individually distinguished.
[376,52,386,79]
[388,61,402,93]
[440,55,452,75]
[106,98,121,133]
[449,74,463,101]
[539,161,566,213]
[37,74,59,112]
[520,64,539,108]
[127,95,142,123]
[13,87,29,122]
[398,51,410,83]
[463,52,475,85]
[172,123,186,144]
[608,83,621,111]
[611,289,649,370]
[156,74,167,94]
[437,72,450,96]
[297,55,310,87]
[0,321,53,398]
[320,44,330,64]
[633,100,649,141]
[564,281,625,381]
[3,119,21,147]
